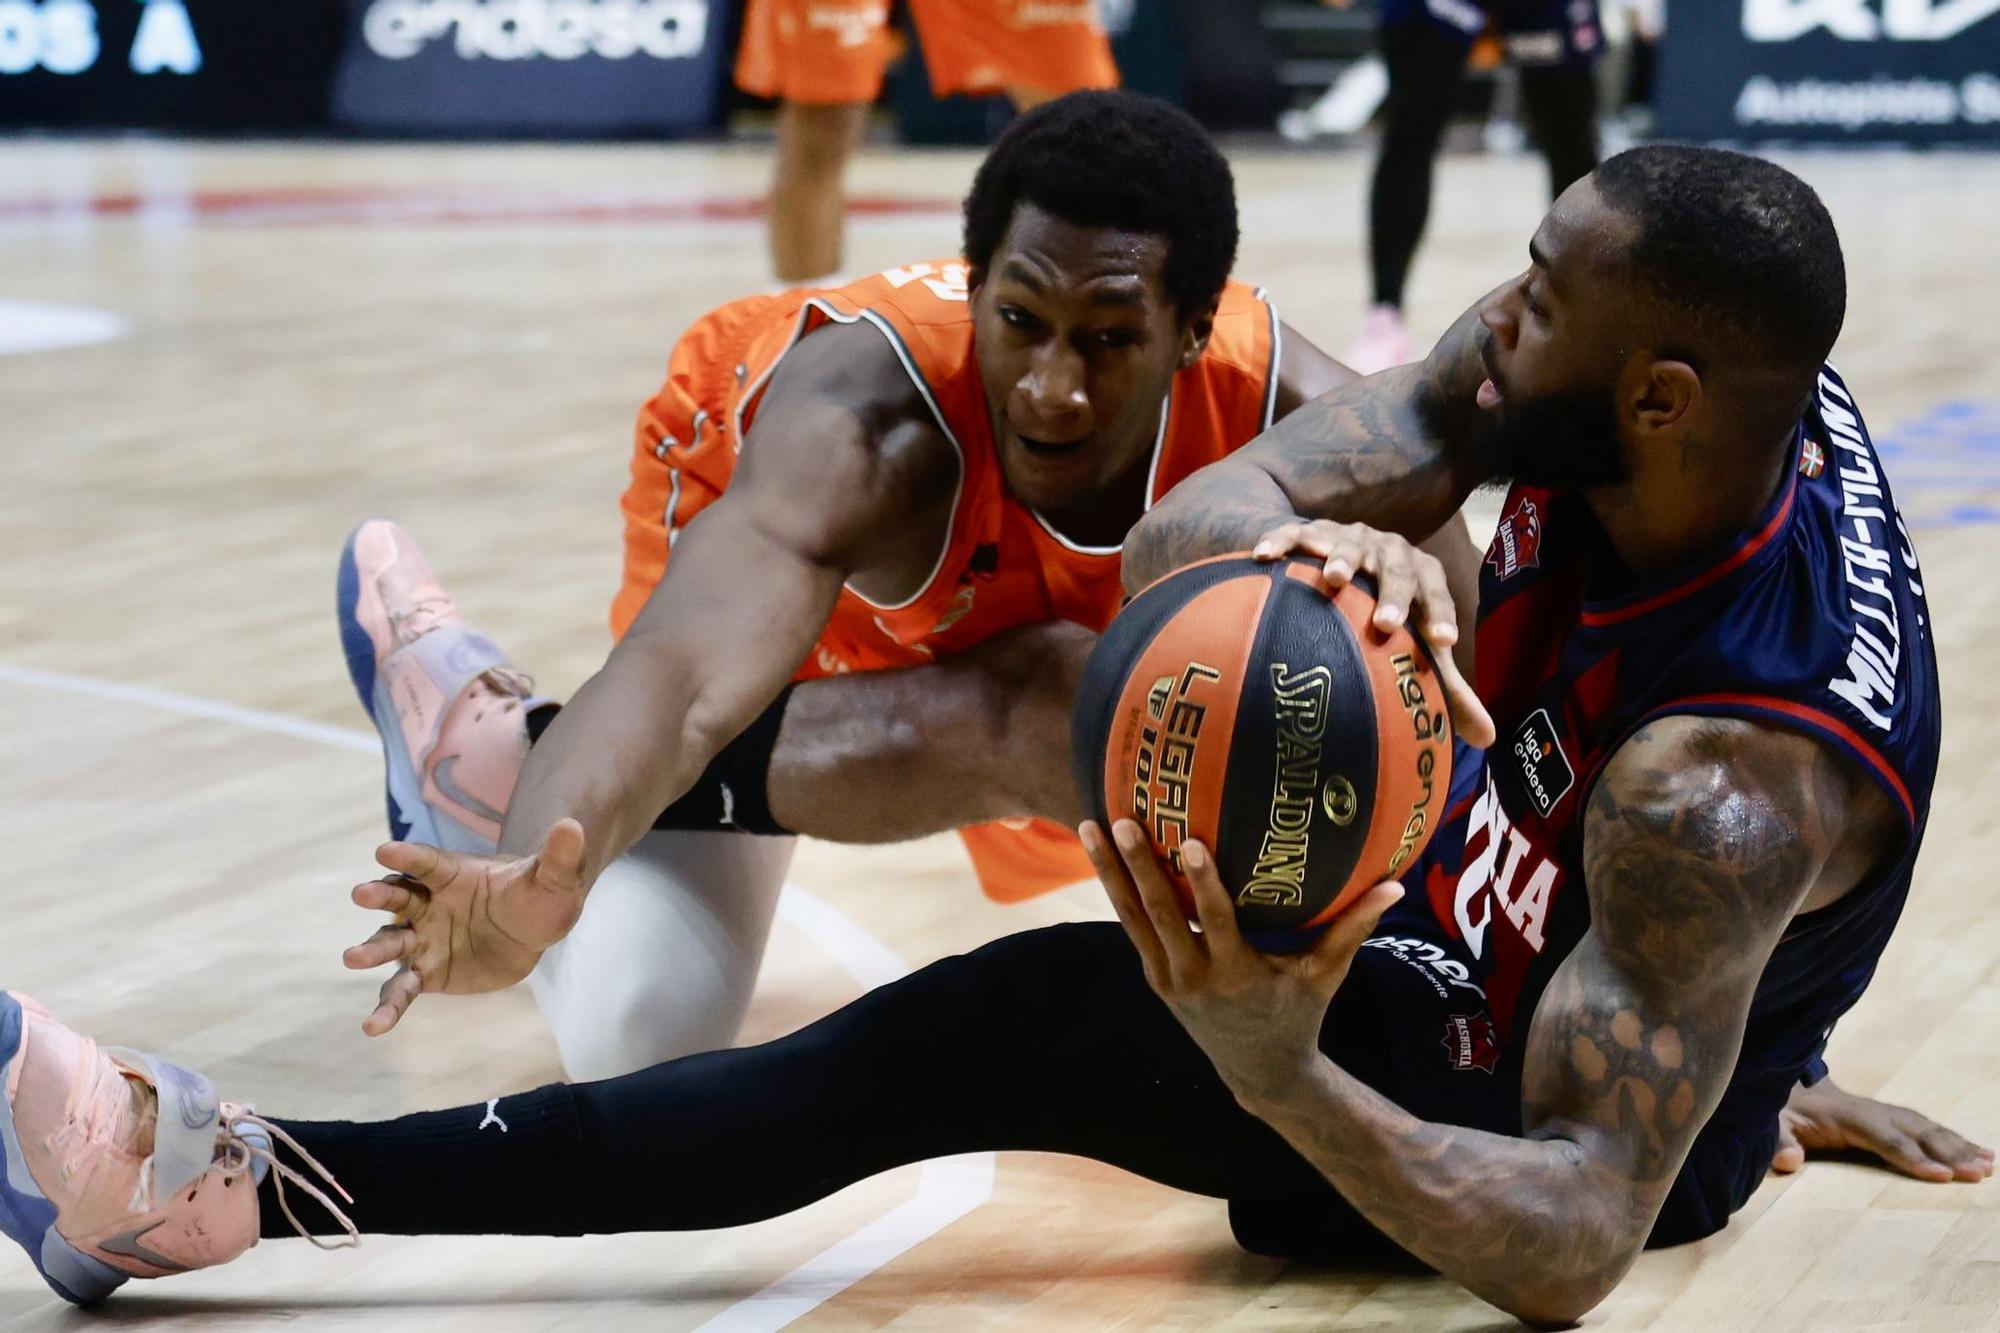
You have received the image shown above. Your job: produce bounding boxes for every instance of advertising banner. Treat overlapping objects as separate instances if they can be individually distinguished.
[1657,0,2000,145]
[329,0,729,135]
[0,0,342,128]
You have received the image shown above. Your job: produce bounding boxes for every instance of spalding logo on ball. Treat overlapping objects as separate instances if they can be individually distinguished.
[1071,554,1454,951]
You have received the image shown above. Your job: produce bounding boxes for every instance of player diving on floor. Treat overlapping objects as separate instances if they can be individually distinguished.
[2,139,1989,1323]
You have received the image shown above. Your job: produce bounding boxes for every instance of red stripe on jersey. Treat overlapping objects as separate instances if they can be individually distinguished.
[1475,566,1587,717]
[1580,478,1797,628]
[1655,692,1915,825]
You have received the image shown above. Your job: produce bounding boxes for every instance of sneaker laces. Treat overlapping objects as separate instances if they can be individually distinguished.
[478,665,536,700]
[389,592,459,649]
[215,1106,360,1252]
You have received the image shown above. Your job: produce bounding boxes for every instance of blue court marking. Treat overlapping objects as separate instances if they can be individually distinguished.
[1874,400,2000,529]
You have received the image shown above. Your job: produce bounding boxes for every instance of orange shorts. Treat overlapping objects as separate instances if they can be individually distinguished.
[734,0,1120,105]
[613,298,1097,904]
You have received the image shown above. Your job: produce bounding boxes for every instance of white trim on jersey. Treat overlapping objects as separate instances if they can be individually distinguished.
[1028,393,1171,557]
[730,296,967,616]
[847,307,966,612]
[1260,293,1283,431]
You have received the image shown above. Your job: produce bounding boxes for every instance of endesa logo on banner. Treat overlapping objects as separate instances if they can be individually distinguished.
[331,0,728,133]
[360,0,708,62]
[1658,0,2000,142]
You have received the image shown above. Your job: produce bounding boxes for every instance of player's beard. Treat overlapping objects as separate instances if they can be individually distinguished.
[1481,383,1632,490]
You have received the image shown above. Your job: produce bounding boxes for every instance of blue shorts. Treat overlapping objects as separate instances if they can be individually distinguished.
[1377,0,1604,65]
[1230,899,1529,1257]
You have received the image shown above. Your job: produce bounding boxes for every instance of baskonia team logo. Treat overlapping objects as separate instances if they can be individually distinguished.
[1486,495,1543,580]
[1442,1012,1501,1073]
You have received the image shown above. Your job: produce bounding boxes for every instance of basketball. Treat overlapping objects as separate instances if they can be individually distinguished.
[1071,554,1455,949]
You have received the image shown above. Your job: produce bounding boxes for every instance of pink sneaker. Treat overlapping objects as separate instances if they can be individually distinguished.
[337,520,539,853]
[1343,304,1416,376]
[0,992,354,1304]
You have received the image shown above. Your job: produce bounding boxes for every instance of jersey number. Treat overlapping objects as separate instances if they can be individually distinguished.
[881,262,970,304]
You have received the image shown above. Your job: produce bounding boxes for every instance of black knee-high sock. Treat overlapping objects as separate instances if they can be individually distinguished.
[257,1085,590,1238]
[254,925,1295,1241]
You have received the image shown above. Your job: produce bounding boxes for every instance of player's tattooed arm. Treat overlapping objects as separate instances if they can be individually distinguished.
[1123,288,1500,593]
[1236,718,1862,1324]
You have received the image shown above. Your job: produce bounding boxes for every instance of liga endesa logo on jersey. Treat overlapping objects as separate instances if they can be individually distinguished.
[1510,708,1575,819]
[362,0,710,61]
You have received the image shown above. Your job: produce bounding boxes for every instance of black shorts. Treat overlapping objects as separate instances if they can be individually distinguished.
[1379,0,1604,66]
[1227,902,1525,1257]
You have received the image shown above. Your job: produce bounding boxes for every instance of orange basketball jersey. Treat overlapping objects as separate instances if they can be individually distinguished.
[615,260,1282,901]
[735,0,1118,106]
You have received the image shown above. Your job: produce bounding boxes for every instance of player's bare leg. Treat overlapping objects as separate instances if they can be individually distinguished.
[768,100,870,284]
[1005,85,1059,111]
[764,621,1092,839]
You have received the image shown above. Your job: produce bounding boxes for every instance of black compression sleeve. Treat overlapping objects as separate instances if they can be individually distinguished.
[522,690,796,837]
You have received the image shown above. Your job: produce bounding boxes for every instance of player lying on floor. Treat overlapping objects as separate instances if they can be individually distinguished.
[333,88,1470,1082]
[3,145,1987,1324]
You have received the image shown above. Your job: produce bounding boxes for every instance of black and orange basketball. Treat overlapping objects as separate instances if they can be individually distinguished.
[1071,554,1454,950]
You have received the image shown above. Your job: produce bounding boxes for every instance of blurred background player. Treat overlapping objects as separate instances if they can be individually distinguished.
[735,0,1121,284]
[1344,0,1602,372]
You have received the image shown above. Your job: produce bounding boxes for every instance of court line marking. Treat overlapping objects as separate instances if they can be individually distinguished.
[0,300,132,357]
[0,660,996,1329]
[0,188,959,229]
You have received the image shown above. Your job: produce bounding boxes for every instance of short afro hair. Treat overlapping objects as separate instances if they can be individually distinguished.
[962,91,1239,323]
[1591,144,1846,385]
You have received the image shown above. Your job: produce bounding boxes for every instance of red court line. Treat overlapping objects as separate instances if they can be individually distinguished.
[0,186,958,227]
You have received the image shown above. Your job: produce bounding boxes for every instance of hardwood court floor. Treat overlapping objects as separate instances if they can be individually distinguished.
[1,136,1998,1330]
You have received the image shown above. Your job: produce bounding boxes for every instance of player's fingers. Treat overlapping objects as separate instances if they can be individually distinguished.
[1913,1126,1996,1181]
[376,840,460,891]
[1876,1129,1954,1182]
[1410,553,1460,648]
[1082,822,1171,989]
[1112,820,1205,981]
[1433,649,1497,749]
[1319,534,1369,589]
[1304,882,1403,991]
[534,817,589,889]
[1252,522,1309,562]
[351,875,424,917]
[1181,841,1246,957]
[1254,521,1345,564]
[343,923,415,972]
[1770,1114,1806,1173]
[1367,545,1421,636]
[361,964,423,1037]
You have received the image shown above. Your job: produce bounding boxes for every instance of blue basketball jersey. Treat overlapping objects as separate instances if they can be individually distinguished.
[1402,364,1940,1237]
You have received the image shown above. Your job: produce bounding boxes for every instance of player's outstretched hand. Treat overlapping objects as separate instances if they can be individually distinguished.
[342,819,590,1037]
[1772,1077,1995,1183]
[1084,817,1403,1109]
[1251,518,1495,748]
